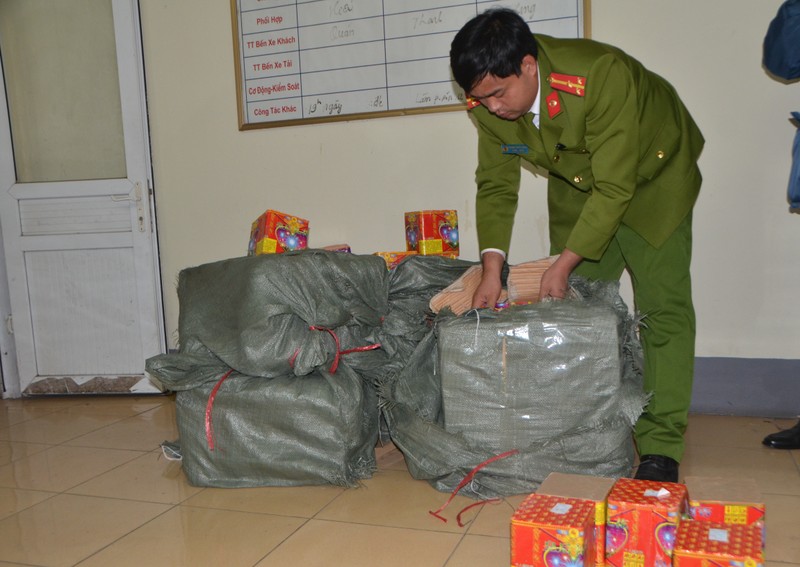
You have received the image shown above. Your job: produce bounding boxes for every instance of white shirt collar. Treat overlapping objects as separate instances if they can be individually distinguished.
[530,62,542,127]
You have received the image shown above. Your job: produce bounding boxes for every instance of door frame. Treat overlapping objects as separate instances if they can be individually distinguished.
[0,0,166,397]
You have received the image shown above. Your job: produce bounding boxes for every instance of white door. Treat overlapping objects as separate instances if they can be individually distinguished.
[0,0,165,397]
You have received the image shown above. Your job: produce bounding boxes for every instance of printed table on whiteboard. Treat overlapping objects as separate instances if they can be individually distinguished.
[233,0,586,128]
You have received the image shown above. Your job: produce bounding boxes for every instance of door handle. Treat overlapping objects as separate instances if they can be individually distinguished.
[111,183,145,232]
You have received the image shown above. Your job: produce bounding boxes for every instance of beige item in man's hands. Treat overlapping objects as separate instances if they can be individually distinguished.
[506,256,559,304]
[429,255,558,315]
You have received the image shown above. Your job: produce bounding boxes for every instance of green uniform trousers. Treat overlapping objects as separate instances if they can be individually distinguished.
[572,213,695,463]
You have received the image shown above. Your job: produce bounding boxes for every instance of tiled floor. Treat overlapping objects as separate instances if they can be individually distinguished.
[0,394,798,567]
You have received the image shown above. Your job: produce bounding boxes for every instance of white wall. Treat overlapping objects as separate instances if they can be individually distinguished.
[140,0,800,360]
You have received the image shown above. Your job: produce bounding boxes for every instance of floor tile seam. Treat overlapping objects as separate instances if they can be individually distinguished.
[0,489,60,523]
[67,501,180,567]
[63,489,192,507]
[0,441,58,464]
[309,479,353,519]
[0,409,64,428]
[51,448,152,494]
[0,492,173,553]
[299,515,476,535]
[685,444,800,457]
[684,441,791,449]
[50,415,141,443]
[47,442,151,461]
[111,402,174,421]
[0,420,132,447]
[248,515,314,566]
[177,501,327,520]
[61,438,164,452]
[437,524,473,567]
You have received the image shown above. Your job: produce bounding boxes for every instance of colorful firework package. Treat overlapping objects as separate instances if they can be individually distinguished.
[511,493,597,567]
[606,478,688,567]
[248,209,309,255]
[537,472,616,567]
[685,476,765,548]
[373,250,418,269]
[404,209,459,257]
[672,520,764,567]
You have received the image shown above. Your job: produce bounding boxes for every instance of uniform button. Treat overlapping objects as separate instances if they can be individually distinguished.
[656,150,665,159]
[553,155,561,162]
[573,175,582,183]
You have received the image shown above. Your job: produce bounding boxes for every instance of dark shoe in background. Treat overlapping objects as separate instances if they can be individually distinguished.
[762,419,800,450]
[634,454,680,483]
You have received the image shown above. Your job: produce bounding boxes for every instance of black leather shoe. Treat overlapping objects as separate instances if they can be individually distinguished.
[763,420,800,449]
[634,454,679,483]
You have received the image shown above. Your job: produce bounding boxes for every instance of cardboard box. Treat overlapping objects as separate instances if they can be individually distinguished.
[373,250,417,269]
[606,477,688,567]
[404,210,459,256]
[673,520,764,567]
[511,493,597,567]
[685,476,765,547]
[248,209,309,255]
[537,472,616,567]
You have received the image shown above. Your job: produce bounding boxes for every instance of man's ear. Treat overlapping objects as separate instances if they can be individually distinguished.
[521,54,538,78]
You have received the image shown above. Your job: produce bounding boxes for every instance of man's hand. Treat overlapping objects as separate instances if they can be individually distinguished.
[472,251,505,308]
[539,249,583,300]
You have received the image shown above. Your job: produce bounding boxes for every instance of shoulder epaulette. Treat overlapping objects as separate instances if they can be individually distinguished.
[547,73,587,96]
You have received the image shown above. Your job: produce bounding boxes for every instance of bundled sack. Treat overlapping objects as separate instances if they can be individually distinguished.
[176,250,390,379]
[380,278,646,498]
[147,353,378,488]
[145,250,394,488]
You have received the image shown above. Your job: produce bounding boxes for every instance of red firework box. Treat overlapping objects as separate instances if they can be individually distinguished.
[511,493,597,567]
[685,476,765,526]
[684,476,765,547]
[404,210,459,257]
[537,472,616,567]
[248,209,309,256]
[606,477,688,567]
[672,520,764,567]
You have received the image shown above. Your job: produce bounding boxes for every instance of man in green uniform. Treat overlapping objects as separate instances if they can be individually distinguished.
[450,8,704,482]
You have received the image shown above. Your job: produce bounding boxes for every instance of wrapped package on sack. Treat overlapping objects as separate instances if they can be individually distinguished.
[380,278,646,498]
[175,250,390,380]
[146,353,378,488]
[440,302,625,448]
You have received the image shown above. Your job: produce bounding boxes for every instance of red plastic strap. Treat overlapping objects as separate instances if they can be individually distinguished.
[288,347,300,368]
[205,369,233,451]
[428,449,519,524]
[309,325,381,373]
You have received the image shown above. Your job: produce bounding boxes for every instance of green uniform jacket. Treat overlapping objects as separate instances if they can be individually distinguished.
[472,35,705,260]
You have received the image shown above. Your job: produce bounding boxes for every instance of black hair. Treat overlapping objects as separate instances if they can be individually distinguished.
[450,8,538,93]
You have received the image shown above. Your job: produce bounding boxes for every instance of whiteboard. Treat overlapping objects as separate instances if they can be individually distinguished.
[231,0,589,129]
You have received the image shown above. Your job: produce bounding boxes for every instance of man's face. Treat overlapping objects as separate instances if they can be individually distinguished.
[468,54,539,121]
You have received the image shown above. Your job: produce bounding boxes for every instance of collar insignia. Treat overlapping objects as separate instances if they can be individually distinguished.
[466,96,481,109]
[546,91,562,119]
